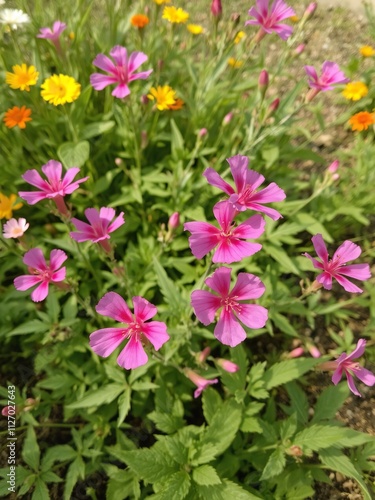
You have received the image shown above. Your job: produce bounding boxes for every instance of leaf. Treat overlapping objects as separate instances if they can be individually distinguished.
[170,119,185,159]
[262,243,300,275]
[263,358,321,389]
[293,213,332,242]
[271,312,299,337]
[293,425,374,451]
[42,445,76,469]
[80,120,115,139]
[202,388,222,425]
[121,447,179,483]
[9,320,50,336]
[106,470,140,500]
[32,479,49,500]
[152,471,191,499]
[311,383,349,423]
[64,456,85,500]
[46,293,60,323]
[201,400,242,456]
[66,383,125,409]
[285,381,309,425]
[193,465,221,486]
[22,426,40,471]
[58,141,90,168]
[153,257,185,312]
[117,388,131,427]
[196,479,262,499]
[260,448,286,481]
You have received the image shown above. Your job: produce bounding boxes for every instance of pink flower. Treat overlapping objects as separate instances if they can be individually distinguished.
[203,154,286,220]
[90,292,169,370]
[37,21,66,41]
[184,201,265,263]
[90,45,153,99]
[185,369,219,398]
[19,160,88,216]
[3,218,29,238]
[332,339,375,397]
[197,346,211,363]
[70,207,125,253]
[191,267,268,347]
[304,61,348,101]
[14,248,67,302]
[245,0,296,41]
[211,0,222,17]
[216,358,240,372]
[168,212,180,230]
[303,234,371,293]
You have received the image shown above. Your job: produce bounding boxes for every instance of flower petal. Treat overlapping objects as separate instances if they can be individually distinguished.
[31,281,49,302]
[117,336,148,370]
[96,292,133,323]
[332,240,361,264]
[191,290,221,325]
[108,212,125,233]
[14,275,41,291]
[316,271,332,290]
[214,309,247,347]
[23,248,47,271]
[230,272,265,300]
[331,367,343,385]
[203,168,234,196]
[353,366,375,386]
[41,160,62,185]
[51,268,66,282]
[90,328,125,357]
[334,275,363,294]
[344,339,366,362]
[142,321,169,350]
[133,296,157,322]
[311,234,329,263]
[303,252,325,270]
[92,53,117,74]
[213,239,262,264]
[128,51,148,73]
[227,154,250,194]
[233,214,265,239]
[337,264,371,281]
[49,249,67,271]
[345,371,362,397]
[205,266,232,297]
[90,73,119,90]
[22,169,49,190]
[236,304,268,329]
[110,45,128,67]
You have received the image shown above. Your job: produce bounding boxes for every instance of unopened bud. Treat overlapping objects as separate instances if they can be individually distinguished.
[157,59,164,71]
[288,445,303,457]
[258,69,269,99]
[287,347,305,358]
[216,358,240,373]
[295,44,305,56]
[114,158,123,166]
[223,112,233,125]
[265,98,280,119]
[304,2,317,19]
[307,344,321,358]
[231,13,241,27]
[197,346,211,363]
[211,0,222,18]
[168,212,180,230]
[327,160,339,173]
[198,128,208,138]
[140,94,149,105]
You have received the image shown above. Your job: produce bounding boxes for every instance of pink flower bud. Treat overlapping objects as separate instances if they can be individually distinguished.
[223,112,233,125]
[328,160,339,173]
[198,128,208,138]
[197,346,211,363]
[211,0,222,17]
[288,445,303,457]
[266,98,280,118]
[287,347,305,358]
[332,173,340,181]
[295,44,305,56]
[216,358,240,373]
[168,212,180,230]
[114,158,123,166]
[308,345,321,358]
[231,12,240,26]
[304,2,317,18]
[140,94,149,105]
[258,69,269,98]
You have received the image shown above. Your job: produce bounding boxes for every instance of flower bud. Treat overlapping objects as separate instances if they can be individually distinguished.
[307,344,321,358]
[140,94,149,105]
[287,347,305,358]
[222,112,233,125]
[304,2,317,19]
[231,13,241,27]
[197,346,211,363]
[168,212,180,230]
[258,69,269,99]
[216,358,240,373]
[198,127,208,138]
[288,445,303,457]
[295,44,305,56]
[114,158,123,166]
[327,160,339,173]
[211,0,222,18]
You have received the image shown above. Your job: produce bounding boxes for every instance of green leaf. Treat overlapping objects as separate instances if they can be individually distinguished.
[32,479,49,500]
[66,383,124,409]
[9,320,50,336]
[260,448,286,481]
[311,383,349,423]
[285,381,309,425]
[293,425,374,451]
[262,243,300,275]
[280,413,298,441]
[22,426,40,471]
[40,470,63,483]
[42,445,76,469]
[201,400,242,456]
[170,119,185,159]
[261,146,279,167]
[58,141,90,168]
[263,358,321,389]
[152,471,191,499]
[153,257,185,312]
[117,388,131,427]
[293,213,332,242]
[193,465,221,486]
[46,293,60,323]
[148,410,185,434]
[196,479,262,499]
[64,456,85,500]
[202,388,222,425]
[80,120,115,139]
[106,469,140,500]
[271,312,299,337]
[121,447,179,483]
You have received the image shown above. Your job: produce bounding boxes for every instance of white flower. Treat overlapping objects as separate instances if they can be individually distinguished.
[3,218,29,238]
[0,9,30,30]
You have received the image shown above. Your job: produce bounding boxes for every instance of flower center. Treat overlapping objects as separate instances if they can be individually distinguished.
[116,66,128,84]
[220,295,240,313]
[237,185,255,205]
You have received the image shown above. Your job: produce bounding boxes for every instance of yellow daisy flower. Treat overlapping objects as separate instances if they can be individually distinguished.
[6,64,39,91]
[0,193,23,220]
[228,57,243,68]
[342,81,368,101]
[162,6,189,24]
[187,24,204,35]
[234,31,245,44]
[148,85,176,110]
[41,74,81,106]
[359,45,375,57]
[154,0,171,4]
[3,106,32,129]
[349,111,375,131]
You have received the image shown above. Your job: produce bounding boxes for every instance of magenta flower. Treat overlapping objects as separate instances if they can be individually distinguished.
[70,207,125,253]
[185,369,219,398]
[90,45,153,99]
[90,292,169,370]
[37,21,66,41]
[184,201,265,263]
[14,248,67,302]
[216,358,240,373]
[245,0,296,41]
[303,234,371,293]
[19,160,88,216]
[203,154,286,220]
[191,267,268,347]
[332,339,375,397]
[304,61,348,101]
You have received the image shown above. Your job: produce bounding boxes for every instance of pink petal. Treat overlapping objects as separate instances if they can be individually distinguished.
[22,169,49,190]
[233,214,265,239]
[23,248,47,271]
[236,304,268,329]
[117,336,148,370]
[213,200,236,231]
[109,45,128,67]
[18,191,49,205]
[311,234,329,264]
[96,292,133,323]
[205,266,232,297]
[49,249,67,271]
[352,366,375,386]
[203,168,234,196]
[142,321,169,350]
[92,53,117,74]
[230,272,265,300]
[303,252,325,270]
[185,226,219,259]
[213,239,262,263]
[31,281,49,302]
[331,366,343,385]
[128,69,153,81]
[251,182,286,203]
[41,160,62,184]
[90,73,119,91]
[99,207,116,223]
[191,290,221,325]
[334,275,363,294]
[51,268,66,282]
[84,208,101,227]
[60,167,80,188]
[132,296,157,322]
[89,328,125,357]
[337,264,371,281]
[63,176,89,194]
[271,23,293,40]
[214,309,247,347]
[14,275,41,291]
[112,84,131,98]
[243,202,283,220]
[70,218,97,241]
[108,212,125,233]
[332,240,361,264]
[227,155,249,194]
[344,339,366,362]
[345,372,362,397]
[304,65,319,83]
[128,51,148,73]
[316,271,333,290]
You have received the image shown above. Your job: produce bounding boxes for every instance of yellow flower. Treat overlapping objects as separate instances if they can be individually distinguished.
[162,6,189,24]
[290,15,299,23]
[0,194,23,220]
[187,24,204,35]
[342,81,368,101]
[69,32,75,40]
[6,64,39,91]
[41,74,81,106]
[359,45,375,57]
[234,31,245,44]
[349,111,375,131]
[228,57,243,68]
[148,85,176,110]
[3,105,32,129]
[168,98,184,110]
[131,14,150,28]
[154,0,171,4]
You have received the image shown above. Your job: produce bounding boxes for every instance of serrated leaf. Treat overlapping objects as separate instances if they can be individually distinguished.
[196,479,262,499]
[32,479,49,500]
[58,141,90,168]
[193,465,221,486]
[117,388,131,427]
[42,445,76,469]
[153,257,184,312]
[260,448,286,481]
[294,425,374,451]
[285,381,309,425]
[66,383,124,409]
[22,426,40,471]
[201,400,242,456]
[64,456,85,500]
[263,358,321,389]
[106,470,140,500]
[311,383,349,423]
[202,388,222,425]
[121,448,179,483]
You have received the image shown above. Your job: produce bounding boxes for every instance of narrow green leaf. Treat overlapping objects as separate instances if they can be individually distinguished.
[22,426,40,471]
[117,388,131,427]
[311,383,349,423]
[66,383,124,409]
[63,456,85,500]
[32,479,49,500]
[263,243,300,275]
[153,257,184,312]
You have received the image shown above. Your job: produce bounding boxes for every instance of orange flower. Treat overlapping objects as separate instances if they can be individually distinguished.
[168,98,184,110]
[131,14,149,28]
[349,111,375,131]
[3,105,32,129]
